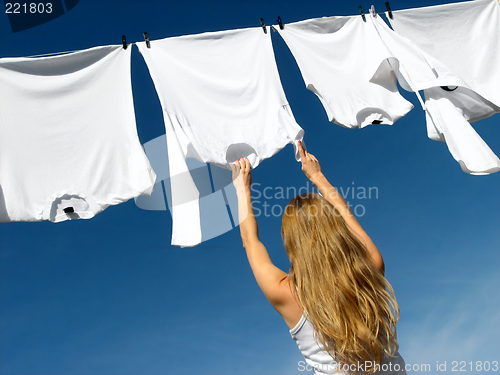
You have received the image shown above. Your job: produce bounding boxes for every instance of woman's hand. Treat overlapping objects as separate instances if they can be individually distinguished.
[298,141,322,182]
[232,157,252,196]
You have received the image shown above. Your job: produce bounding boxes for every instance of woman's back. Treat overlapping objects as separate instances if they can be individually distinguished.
[232,142,406,374]
[291,314,406,374]
[282,192,400,371]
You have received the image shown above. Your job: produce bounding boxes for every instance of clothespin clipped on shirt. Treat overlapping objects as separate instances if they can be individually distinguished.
[358,6,366,22]
[370,5,377,17]
[259,18,267,34]
[271,16,284,33]
[277,16,284,30]
[122,35,127,50]
[385,2,393,19]
[143,32,151,48]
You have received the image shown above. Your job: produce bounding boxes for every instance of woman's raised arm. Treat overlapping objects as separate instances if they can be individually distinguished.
[297,142,385,273]
[232,158,293,309]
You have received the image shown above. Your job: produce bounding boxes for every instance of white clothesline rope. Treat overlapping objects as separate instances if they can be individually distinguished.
[22,49,83,58]
[7,0,493,60]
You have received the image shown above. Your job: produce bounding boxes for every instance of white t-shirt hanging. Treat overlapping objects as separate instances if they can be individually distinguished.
[0,45,156,223]
[370,5,500,175]
[137,27,304,246]
[388,0,500,115]
[274,15,414,128]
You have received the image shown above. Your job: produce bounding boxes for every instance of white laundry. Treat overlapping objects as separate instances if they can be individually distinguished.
[274,15,414,128]
[369,12,500,175]
[388,0,500,112]
[385,0,500,174]
[137,27,304,246]
[369,15,463,93]
[424,88,500,174]
[0,45,156,223]
[135,135,239,244]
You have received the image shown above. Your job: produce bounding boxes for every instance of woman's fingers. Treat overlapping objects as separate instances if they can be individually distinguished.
[237,157,250,172]
[299,141,314,163]
[298,140,306,160]
[298,140,317,163]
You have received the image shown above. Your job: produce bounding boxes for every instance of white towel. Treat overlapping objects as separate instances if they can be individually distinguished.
[0,45,156,223]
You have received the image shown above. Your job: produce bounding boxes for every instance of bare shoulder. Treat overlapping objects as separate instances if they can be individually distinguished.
[272,276,304,330]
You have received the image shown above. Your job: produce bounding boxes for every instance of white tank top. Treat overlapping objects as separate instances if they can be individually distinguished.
[290,314,407,375]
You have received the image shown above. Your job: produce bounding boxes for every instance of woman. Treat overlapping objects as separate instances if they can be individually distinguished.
[232,141,406,375]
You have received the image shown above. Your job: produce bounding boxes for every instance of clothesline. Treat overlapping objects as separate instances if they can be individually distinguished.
[122,3,396,50]
[17,0,500,59]
[11,1,440,58]
[0,0,499,248]
[22,49,84,58]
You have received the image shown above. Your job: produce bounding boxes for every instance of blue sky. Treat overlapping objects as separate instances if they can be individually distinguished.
[1,0,499,374]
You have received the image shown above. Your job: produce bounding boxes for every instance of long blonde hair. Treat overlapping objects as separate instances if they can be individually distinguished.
[282,193,399,374]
